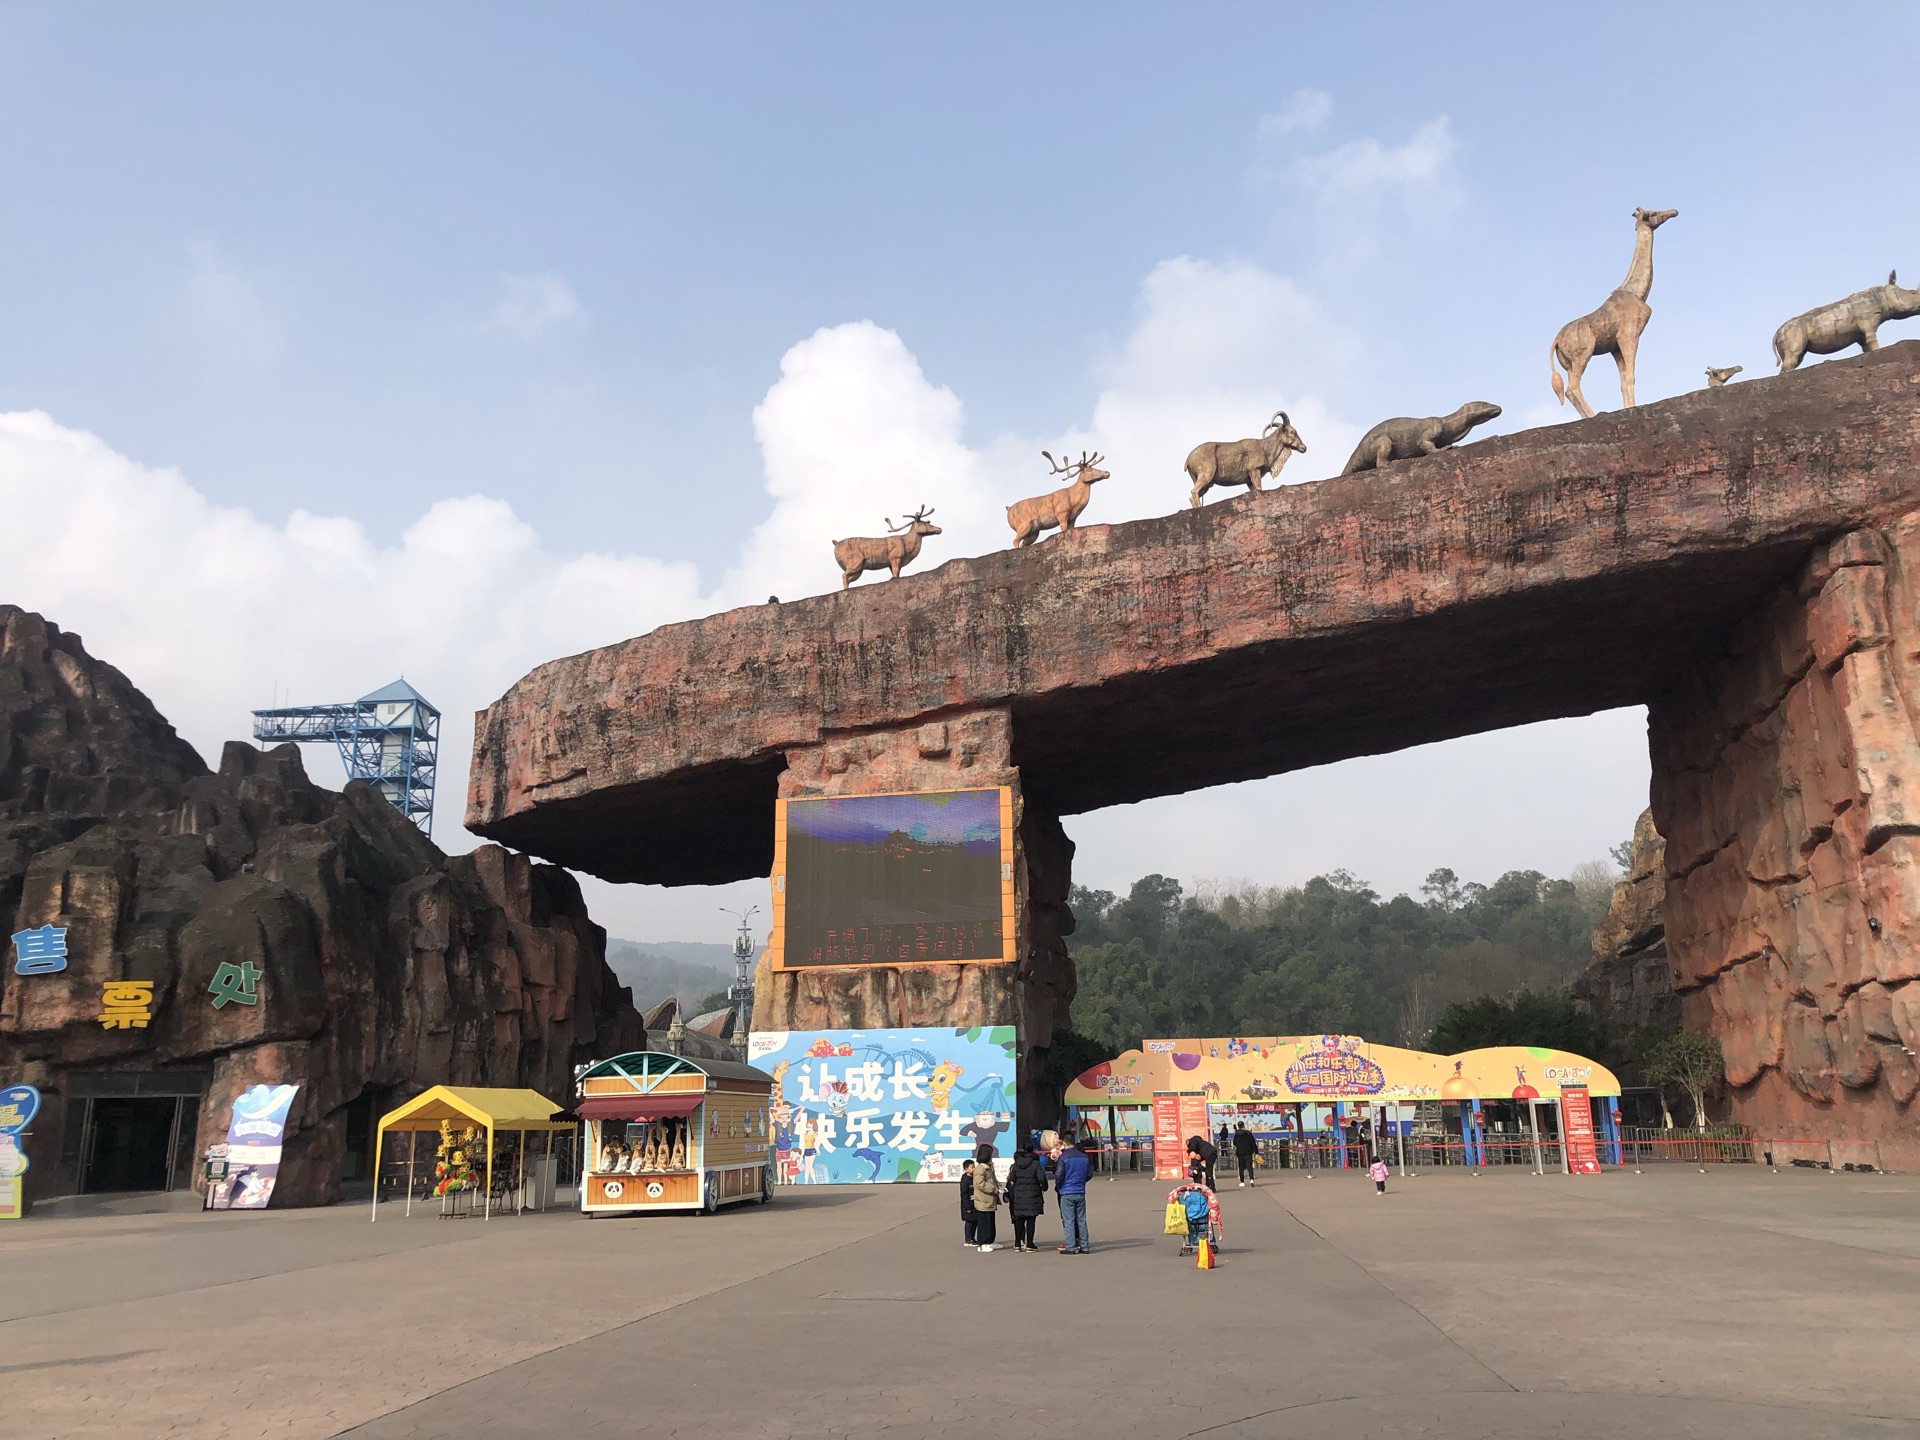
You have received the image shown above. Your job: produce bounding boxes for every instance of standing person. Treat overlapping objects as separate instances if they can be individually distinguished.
[960,1158,978,1245]
[1232,1122,1258,1187]
[1006,1144,1047,1252]
[1186,1134,1217,1191]
[971,1143,1002,1252]
[1215,1121,1231,1159]
[1051,1132,1092,1254]
[1369,1155,1389,1196]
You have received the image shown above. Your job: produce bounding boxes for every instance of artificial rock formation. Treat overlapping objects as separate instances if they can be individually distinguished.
[470,343,1920,1136]
[1651,525,1920,1167]
[1575,809,1677,1035]
[0,607,644,1206]
[748,709,1076,1109]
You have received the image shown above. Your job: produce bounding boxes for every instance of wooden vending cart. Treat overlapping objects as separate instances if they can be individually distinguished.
[576,1051,775,1215]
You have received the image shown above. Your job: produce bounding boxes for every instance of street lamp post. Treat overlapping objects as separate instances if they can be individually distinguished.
[722,905,761,1061]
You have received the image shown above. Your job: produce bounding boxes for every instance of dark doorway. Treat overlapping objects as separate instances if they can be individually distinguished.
[83,1096,179,1192]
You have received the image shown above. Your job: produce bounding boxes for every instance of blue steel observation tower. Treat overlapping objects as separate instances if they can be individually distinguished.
[251,680,440,837]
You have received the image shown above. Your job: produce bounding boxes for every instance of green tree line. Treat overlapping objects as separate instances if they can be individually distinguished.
[1065,864,1615,1059]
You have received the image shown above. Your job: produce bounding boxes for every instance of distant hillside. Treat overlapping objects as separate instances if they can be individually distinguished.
[606,940,733,1014]
[623,940,737,970]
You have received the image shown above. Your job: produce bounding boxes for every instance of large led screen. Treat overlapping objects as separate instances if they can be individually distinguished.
[775,787,1012,967]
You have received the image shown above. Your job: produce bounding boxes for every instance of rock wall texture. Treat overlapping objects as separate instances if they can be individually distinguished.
[466,342,1920,1149]
[1575,809,1678,1035]
[470,343,1920,888]
[0,607,644,1207]
[1650,524,1920,1167]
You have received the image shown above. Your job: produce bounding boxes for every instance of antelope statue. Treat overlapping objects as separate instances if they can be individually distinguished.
[832,507,940,590]
[1773,271,1920,373]
[1006,450,1108,547]
[1183,411,1306,509]
[1548,206,1679,418]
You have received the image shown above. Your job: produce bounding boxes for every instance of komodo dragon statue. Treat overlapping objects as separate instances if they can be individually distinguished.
[1340,402,1502,476]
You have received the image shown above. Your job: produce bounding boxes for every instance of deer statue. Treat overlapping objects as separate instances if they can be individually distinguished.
[1704,365,1743,388]
[1773,271,1920,373]
[831,507,941,590]
[1548,207,1679,418]
[1006,450,1109,548]
[1183,411,1307,509]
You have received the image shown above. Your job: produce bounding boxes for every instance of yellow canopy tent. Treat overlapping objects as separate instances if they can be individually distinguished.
[370,1086,573,1222]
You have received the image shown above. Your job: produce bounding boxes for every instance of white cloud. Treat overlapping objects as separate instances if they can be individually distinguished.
[0,239,1647,948]
[0,410,701,851]
[1077,256,1363,514]
[482,272,583,340]
[1256,88,1331,141]
[183,240,283,365]
[1251,99,1462,247]
[717,320,1002,607]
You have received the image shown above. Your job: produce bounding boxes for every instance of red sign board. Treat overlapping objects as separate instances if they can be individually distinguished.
[1153,1093,1218,1181]
[1561,1084,1600,1174]
[1178,1094,1210,1151]
[1151,1095,1185,1179]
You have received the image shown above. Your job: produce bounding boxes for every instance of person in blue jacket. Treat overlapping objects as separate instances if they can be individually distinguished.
[1050,1132,1093,1254]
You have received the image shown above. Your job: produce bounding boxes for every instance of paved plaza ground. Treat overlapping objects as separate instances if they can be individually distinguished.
[2,1164,1916,1439]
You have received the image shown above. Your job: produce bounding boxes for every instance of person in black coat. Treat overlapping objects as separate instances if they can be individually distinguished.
[960,1158,978,1246]
[1005,1145,1048,1252]
[1232,1122,1259,1186]
[1186,1135,1218,1191]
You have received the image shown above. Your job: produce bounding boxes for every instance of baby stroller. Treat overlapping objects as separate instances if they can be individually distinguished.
[1167,1182,1220,1257]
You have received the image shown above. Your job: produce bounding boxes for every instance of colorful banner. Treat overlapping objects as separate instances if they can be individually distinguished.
[1284,1035,1387,1096]
[1068,1040,1621,1109]
[210,1084,299,1209]
[747,1027,1016,1184]
[1151,1095,1185,1179]
[1561,1084,1600,1175]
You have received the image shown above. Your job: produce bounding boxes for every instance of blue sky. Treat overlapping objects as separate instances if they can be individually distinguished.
[4,6,1917,942]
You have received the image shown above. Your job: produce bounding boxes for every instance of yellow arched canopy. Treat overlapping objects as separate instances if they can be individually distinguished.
[377,1085,571,1134]
[370,1086,571,1223]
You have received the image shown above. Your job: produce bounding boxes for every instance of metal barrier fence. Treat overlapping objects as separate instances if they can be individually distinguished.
[1082,1125,1820,1175]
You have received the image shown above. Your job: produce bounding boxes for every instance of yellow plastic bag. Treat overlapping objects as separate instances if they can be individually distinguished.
[1197,1235,1215,1269]
[1164,1201,1185,1235]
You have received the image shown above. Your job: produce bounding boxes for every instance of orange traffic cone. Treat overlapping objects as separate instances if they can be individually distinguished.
[1196,1235,1215,1269]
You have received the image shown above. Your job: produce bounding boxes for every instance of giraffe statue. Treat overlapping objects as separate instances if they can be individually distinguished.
[1548,207,1679,418]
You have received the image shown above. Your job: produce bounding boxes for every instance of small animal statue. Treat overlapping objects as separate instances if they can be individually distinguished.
[1340,402,1502,475]
[1704,365,1743,388]
[1773,272,1920,373]
[1548,207,1679,418]
[831,507,941,589]
[640,1131,659,1171]
[668,1122,687,1170]
[1183,411,1307,508]
[1006,450,1109,547]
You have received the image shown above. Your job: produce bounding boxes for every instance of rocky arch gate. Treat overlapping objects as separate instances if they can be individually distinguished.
[470,344,1920,1164]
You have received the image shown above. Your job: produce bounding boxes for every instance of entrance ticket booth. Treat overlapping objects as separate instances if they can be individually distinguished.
[576,1051,775,1215]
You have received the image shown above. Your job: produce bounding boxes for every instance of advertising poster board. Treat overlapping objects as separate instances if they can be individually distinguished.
[1561,1084,1600,1174]
[749,1027,1016,1184]
[1177,1094,1211,1149]
[0,1085,36,1222]
[210,1084,299,1209]
[1151,1094,1185,1179]
[771,788,1016,969]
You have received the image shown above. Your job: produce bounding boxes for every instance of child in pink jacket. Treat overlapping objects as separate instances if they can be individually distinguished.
[1369,1157,1389,1195]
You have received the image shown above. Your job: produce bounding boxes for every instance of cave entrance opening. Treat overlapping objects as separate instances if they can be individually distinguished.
[80,1095,188,1193]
